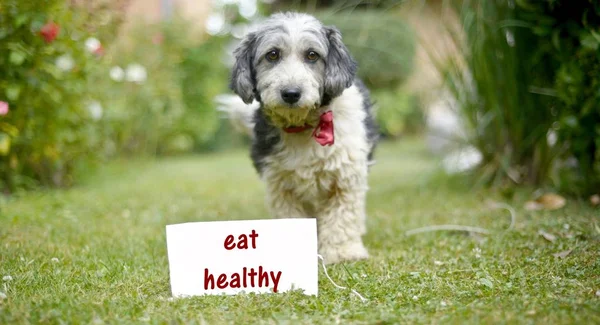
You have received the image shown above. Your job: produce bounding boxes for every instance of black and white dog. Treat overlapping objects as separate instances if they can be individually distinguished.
[217,12,379,264]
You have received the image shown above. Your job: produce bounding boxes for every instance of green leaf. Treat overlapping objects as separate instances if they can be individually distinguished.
[6,85,21,101]
[0,133,11,156]
[479,278,494,289]
[0,122,19,137]
[581,33,599,51]
[9,51,26,66]
[15,14,29,27]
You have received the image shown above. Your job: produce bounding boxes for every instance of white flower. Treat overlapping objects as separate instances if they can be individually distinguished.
[505,30,515,47]
[231,23,249,39]
[87,101,103,120]
[440,301,448,307]
[85,37,101,53]
[239,0,257,19]
[205,13,225,35]
[2,275,13,282]
[442,146,483,174]
[412,295,419,301]
[547,130,558,147]
[55,55,75,72]
[125,64,147,83]
[51,257,60,263]
[109,66,125,82]
[0,292,6,300]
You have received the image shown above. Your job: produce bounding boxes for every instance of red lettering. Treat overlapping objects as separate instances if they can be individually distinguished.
[271,271,282,293]
[243,267,247,287]
[203,267,282,292]
[217,274,228,289]
[237,234,248,249]
[230,272,241,288]
[224,235,235,250]
[204,269,215,290]
[258,266,269,288]
[248,267,257,287]
[224,231,259,251]
[250,229,259,249]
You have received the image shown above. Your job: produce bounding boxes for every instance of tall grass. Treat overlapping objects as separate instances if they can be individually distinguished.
[433,0,560,188]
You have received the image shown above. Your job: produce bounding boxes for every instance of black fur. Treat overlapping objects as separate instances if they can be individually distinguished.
[229,32,257,104]
[250,109,280,174]
[323,26,358,100]
[355,78,379,163]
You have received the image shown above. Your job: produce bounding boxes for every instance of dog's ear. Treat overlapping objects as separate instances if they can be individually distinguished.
[323,26,357,99]
[230,32,257,104]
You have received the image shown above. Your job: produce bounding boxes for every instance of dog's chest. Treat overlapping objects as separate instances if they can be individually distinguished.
[266,119,369,202]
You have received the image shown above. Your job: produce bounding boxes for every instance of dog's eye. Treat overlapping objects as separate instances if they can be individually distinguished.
[306,51,319,62]
[265,50,280,62]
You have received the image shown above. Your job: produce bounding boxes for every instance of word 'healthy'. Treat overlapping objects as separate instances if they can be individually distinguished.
[204,230,283,292]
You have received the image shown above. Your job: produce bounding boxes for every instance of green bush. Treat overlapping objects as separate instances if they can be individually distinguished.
[373,90,422,138]
[179,36,233,153]
[439,0,600,195]
[316,10,417,90]
[0,0,106,191]
[516,0,600,195]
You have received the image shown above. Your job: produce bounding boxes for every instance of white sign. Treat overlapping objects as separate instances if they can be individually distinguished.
[166,218,318,297]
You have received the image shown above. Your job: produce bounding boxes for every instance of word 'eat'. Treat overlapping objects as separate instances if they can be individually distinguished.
[204,230,283,292]
[224,229,258,250]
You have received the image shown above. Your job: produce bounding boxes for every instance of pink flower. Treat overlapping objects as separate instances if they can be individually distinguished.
[0,101,9,116]
[93,44,105,56]
[40,22,60,43]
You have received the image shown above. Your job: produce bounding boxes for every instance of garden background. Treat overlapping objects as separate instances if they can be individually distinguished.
[1,0,599,323]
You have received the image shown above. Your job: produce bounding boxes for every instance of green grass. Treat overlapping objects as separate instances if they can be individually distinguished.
[1,139,599,324]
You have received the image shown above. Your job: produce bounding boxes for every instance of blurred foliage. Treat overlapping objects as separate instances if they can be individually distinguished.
[440,0,600,196]
[271,0,409,11]
[0,2,235,192]
[89,17,229,156]
[0,0,106,191]
[515,0,600,196]
[316,10,416,89]
[315,9,421,139]
[373,90,422,138]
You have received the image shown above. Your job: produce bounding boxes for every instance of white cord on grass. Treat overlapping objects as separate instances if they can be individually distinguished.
[404,202,517,236]
[317,254,368,303]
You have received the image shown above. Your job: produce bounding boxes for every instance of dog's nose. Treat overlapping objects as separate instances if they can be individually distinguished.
[281,88,302,104]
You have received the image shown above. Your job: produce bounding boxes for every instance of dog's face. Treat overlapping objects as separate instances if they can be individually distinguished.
[230,13,357,128]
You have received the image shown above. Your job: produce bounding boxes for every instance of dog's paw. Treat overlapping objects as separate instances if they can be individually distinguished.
[319,241,369,265]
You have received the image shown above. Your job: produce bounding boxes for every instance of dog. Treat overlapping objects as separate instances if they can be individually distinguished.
[217,12,379,264]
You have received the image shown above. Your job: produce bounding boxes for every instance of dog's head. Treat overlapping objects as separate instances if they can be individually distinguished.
[229,12,357,128]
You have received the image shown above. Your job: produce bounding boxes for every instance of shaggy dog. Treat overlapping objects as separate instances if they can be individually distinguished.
[217,12,379,264]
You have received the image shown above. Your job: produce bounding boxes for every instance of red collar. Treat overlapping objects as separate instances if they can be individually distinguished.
[282,110,334,146]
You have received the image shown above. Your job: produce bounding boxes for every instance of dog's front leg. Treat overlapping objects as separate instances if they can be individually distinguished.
[317,175,369,265]
[264,173,311,219]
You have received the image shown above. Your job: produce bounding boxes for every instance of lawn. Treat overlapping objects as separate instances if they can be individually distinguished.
[1,138,599,324]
